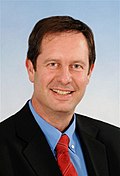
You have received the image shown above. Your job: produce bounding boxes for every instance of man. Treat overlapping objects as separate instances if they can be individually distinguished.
[0,16,120,176]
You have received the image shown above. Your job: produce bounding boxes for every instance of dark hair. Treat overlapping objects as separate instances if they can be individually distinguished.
[27,16,96,71]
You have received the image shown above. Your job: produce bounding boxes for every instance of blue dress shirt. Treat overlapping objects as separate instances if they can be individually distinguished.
[29,100,88,176]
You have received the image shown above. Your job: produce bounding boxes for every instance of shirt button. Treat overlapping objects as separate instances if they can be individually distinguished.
[71,145,74,149]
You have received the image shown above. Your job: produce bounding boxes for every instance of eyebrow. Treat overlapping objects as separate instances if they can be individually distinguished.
[43,57,87,66]
[43,58,60,64]
[71,60,87,67]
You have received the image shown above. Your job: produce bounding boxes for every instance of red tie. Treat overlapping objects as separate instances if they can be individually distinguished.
[56,134,78,176]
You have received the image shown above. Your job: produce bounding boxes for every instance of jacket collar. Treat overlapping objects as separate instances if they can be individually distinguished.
[76,114,109,176]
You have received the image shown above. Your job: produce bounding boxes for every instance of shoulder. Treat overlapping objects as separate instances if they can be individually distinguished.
[76,113,120,145]
[0,114,16,135]
[76,113,120,132]
[0,102,30,136]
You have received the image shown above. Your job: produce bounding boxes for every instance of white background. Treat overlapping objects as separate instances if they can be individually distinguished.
[0,0,120,127]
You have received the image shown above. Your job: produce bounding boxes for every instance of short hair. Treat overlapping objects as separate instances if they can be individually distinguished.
[27,16,96,71]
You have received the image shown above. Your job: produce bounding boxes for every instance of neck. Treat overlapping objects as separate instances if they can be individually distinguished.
[31,99,74,132]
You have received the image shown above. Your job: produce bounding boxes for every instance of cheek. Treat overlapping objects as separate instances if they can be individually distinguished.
[77,73,89,83]
[75,74,90,90]
[34,71,53,89]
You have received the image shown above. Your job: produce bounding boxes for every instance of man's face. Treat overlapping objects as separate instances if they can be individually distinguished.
[26,32,93,115]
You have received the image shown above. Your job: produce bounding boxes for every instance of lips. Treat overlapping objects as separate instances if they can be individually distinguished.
[51,89,74,95]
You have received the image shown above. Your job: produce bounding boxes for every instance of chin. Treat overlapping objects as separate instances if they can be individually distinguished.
[52,106,75,114]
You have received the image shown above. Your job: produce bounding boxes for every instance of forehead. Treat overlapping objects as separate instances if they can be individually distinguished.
[41,32,88,50]
[37,32,89,67]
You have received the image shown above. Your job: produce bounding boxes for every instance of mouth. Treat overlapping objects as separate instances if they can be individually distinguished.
[51,89,74,95]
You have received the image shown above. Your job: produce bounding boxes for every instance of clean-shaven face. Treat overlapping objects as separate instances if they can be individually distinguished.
[27,32,93,116]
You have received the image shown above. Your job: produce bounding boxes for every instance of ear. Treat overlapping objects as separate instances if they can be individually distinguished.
[89,64,94,76]
[25,59,35,83]
[87,64,94,83]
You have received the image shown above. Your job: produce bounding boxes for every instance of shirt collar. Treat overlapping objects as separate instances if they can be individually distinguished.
[29,100,76,153]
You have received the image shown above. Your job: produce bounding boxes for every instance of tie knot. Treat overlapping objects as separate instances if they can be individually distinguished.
[56,134,70,153]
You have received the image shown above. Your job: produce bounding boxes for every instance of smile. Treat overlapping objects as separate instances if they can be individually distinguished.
[52,89,73,95]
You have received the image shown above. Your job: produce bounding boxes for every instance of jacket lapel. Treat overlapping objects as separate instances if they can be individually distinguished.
[15,102,62,176]
[76,114,109,176]
[23,130,61,176]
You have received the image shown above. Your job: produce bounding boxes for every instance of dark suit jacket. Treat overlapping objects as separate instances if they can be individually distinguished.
[0,102,120,176]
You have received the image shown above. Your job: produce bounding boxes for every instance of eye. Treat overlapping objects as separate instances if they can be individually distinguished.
[47,62,59,69]
[71,63,83,71]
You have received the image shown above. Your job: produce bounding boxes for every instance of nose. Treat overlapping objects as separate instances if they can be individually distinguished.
[57,66,72,85]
